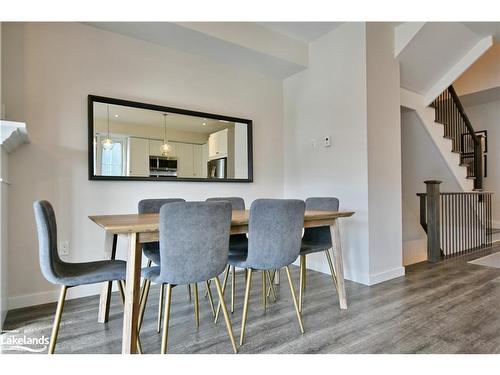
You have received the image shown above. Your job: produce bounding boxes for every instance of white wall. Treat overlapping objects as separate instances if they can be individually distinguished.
[365,23,404,283]
[284,23,370,284]
[0,21,8,327]
[3,22,284,309]
[0,147,7,327]
[284,23,404,285]
[465,99,500,225]
[401,110,462,265]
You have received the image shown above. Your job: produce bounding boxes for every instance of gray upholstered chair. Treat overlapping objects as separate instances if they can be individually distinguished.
[138,198,202,333]
[228,199,306,345]
[33,200,127,354]
[138,198,186,266]
[298,197,340,312]
[206,197,246,317]
[139,201,237,354]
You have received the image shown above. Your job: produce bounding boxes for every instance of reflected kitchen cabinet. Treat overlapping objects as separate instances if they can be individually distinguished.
[127,137,149,176]
[174,142,205,178]
[208,129,228,160]
[149,139,163,157]
[175,142,194,178]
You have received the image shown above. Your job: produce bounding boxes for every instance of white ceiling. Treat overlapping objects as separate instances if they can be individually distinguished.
[94,102,232,134]
[258,22,342,43]
[84,22,308,79]
[463,22,500,41]
[398,22,483,94]
[460,86,500,107]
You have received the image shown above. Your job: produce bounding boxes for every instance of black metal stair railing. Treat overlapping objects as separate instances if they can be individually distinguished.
[432,85,485,190]
[418,181,492,262]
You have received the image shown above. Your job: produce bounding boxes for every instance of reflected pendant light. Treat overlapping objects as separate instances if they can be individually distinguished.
[101,104,114,151]
[160,113,173,156]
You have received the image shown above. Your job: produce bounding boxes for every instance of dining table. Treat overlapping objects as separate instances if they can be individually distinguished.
[89,209,354,354]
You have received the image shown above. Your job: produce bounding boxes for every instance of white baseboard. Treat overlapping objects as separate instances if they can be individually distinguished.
[368,267,405,285]
[8,283,118,311]
[295,255,372,285]
[295,255,405,286]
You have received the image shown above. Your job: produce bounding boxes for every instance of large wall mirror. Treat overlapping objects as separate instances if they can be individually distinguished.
[88,95,253,182]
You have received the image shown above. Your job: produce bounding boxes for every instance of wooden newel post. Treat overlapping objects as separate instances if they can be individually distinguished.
[425,180,442,263]
[473,134,483,190]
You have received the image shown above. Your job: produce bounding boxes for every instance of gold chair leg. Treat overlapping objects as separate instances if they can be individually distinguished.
[138,259,152,307]
[118,280,125,305]
[215,265,230,324]
[213,276,238,353]
[240,268,253,346]
[302,256,307,290]
[187,284,192,301]
[285,266,305,334]
[160,284,172,354]
[325,249,339,291]
[299,255,305,312]
[205,281,216,317]
[231,266,236,313]
[138,280,151,331]
[157,284,165,333]
[204,279,211,298]
[193,283,200,327]
[262,270,266,310]
[48,285,67,354]
[266,271,277,302]
[267,270,276,298]
[136,279,151,355]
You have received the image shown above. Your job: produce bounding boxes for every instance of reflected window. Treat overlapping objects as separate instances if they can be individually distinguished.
[96,135,127,176]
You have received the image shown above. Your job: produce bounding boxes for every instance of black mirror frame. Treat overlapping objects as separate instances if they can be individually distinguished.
[88,95,253,183]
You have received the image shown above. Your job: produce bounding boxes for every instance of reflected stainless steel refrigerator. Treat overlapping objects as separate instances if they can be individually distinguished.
[207,157,227,179]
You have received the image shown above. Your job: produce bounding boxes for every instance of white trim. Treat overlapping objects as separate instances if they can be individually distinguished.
[7,283,118,310]
[424,36,493,106]
[368,267,405,286]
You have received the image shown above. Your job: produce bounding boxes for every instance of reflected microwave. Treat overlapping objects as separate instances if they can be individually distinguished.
[149,156,178,171]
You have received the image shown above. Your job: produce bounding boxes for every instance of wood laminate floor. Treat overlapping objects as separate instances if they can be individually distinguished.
[3,247,500,354]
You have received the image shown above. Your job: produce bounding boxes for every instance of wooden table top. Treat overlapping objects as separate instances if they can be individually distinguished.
[89,210,354,235]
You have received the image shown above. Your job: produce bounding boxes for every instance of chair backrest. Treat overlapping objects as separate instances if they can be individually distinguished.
[302,197,340,245]
[245,199,305,270]
[138,198,186,214]
[138,198,186,257]
[206,197,245,211]
[206,197,246,243]
[33,200,63,285]
[158,201,232,285]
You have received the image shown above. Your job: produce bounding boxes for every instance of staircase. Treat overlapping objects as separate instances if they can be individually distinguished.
[430,85,486,191]
[417,90,492,261]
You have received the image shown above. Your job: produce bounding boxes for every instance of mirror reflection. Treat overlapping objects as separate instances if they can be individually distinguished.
[90,98,251,181]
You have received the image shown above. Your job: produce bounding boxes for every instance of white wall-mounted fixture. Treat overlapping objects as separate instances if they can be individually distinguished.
[1,120,29,329]
[0,121,29,153]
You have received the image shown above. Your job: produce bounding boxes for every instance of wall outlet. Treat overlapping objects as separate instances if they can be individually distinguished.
[60,241,70,256]
[324,136,331,147]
